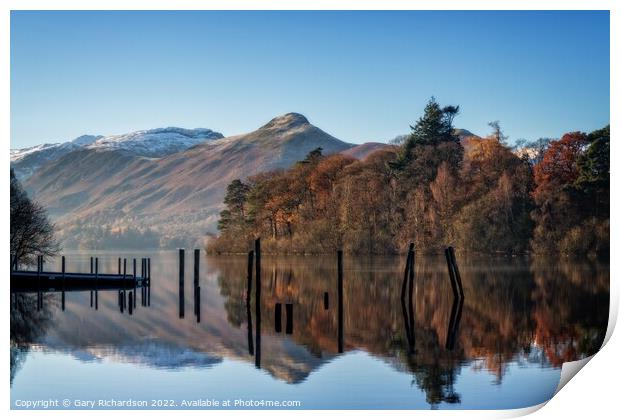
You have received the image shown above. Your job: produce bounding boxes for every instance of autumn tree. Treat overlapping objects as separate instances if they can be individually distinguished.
[530,129,609,255]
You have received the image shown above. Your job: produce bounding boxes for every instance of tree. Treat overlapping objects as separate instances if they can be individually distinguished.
[488,120,508,144]
[392,97,461,170]
[532,132,588,202]
[574,125,610,219]
[10,170,58,268]
[218,179,250,232]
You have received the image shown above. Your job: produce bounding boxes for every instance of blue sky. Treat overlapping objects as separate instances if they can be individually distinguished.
[11,10,609,148]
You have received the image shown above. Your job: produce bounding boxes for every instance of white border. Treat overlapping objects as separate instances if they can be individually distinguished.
[1,2,616,420]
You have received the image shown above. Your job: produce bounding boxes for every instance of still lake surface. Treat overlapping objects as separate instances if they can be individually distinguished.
[10,251,609,410]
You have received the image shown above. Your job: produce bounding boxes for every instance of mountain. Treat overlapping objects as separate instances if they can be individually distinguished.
[23,113,354,249]
[10,136,102,180]
[84,127,224,157]
[11,127,223,180]
[342,142,396,160]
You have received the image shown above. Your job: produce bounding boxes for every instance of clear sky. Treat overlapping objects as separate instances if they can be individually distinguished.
[10,10,609,148]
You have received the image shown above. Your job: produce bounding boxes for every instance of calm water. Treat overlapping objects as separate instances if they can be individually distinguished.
[10,251,609,409]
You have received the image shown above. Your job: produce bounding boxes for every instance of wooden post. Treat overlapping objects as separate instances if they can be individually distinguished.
[133,258,137,308]
[337,250,343,353]
[36,256,41,311]
[247,251,254,295]
[285,303,293,335]
[255,238,261,368]
[61,256,66,311]
[196,286,201,323]
[179,249,185,319]
[147,257,151,307]
[445,248,459,299]
[194,249,200,316]
[246,251,254,356]
[323,292,329,310]
[90,256,94,307]
[128,292,133,315]
[118,257,121,275]
[401,243,413,302]
[275,303,282,333]
[141,259,145,306]
[95,257,99,310]
[407,246,415,335]
[448,247,464,299]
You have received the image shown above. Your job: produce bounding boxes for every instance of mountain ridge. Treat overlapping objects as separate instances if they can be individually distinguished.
[23,113,357,248]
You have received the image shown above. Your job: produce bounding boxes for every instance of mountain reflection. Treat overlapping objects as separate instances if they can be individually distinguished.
[10,253,608,407]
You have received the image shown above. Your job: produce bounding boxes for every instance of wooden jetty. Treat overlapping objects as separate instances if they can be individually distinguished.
[10,256,151,294]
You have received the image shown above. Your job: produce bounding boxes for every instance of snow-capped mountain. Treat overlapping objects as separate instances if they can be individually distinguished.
[11,127,224,180]
[23,112,354,247]
[85,127,224,157]
[10,136,102,180]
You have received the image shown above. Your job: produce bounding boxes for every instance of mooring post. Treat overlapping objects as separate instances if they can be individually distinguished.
[128,292,133,315]
[401,243,413,302]
[448,247,464,300]
[118,257,121,275]
[285,303,293,335]
[408,246,415,332]
[89,256,94,307]
[196,286,201,323]
[246,250,254,356]
[36,255,41,311]
[445,248,459,299]
[255,238,261,368]
[146,257,151,306]
[247,251,254,296]
[275,303,282,333]
[61,255,66,311]
[179,249,185,318]
[194,249,200,316]
[140,259,145,306]
[95,257,99,310]
[132,258,137,308]
[140,258,146,306]
[147,257,151,307]
[337,250,344,353]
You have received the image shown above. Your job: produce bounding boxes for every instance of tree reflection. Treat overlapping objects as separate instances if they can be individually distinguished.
[212,254,608,406]
[10,293,56,384]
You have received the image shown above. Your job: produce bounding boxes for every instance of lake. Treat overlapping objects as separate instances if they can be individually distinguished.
[10,251,609,410]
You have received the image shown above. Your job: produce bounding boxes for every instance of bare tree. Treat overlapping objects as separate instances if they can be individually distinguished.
[10,170,59,269]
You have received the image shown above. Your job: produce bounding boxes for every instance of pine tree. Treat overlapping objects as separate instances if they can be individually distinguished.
[392,97,459,169]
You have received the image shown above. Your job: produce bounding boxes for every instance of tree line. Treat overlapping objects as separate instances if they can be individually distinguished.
[215,99,607,256]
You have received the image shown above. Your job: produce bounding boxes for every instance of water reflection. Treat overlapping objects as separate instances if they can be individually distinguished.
[10,252,609,408]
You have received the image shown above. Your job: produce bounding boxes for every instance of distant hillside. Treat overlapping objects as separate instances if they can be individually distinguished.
[341,142,396,160]
[24,113,354,249]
